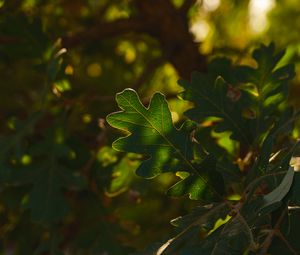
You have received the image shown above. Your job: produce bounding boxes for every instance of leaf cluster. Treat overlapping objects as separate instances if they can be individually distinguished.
[108,43,300,254]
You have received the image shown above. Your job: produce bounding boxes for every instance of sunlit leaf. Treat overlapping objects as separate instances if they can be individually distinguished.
[107,89,222,200]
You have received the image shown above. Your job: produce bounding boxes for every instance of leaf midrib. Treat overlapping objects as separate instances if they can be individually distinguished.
[120,93,221,197]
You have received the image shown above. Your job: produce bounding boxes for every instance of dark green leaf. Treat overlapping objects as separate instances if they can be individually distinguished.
[155,202,230,255]
[290,172,300,205]
[107,89,193,178]
[167,155,225,200]
[258,167,294,214]
[27,159,84,223]
[107,89,221,199]
[235,43,295,137]
[179,74,253,144]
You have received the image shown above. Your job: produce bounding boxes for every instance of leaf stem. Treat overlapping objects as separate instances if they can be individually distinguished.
[259,208,286,255]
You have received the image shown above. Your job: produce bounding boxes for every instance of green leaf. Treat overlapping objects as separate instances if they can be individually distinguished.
[258,167,294,214]
[210,215,254,255]
[105,155,140,196]
[179,214,254,255]
[107,89,222,200]
[171,203,229,231]
[179,74,253,144]
[236,43,295,137]
[247,133,274,181]
[26,157,84,223]
[107,89,192,178]
[167,175,209,200]
[22,129,85,223]
[157,205,253,255]
[290,172,300,205]
[167,155,225,200]
[257,134,274,173]
[27,164,68,223]
[155,202,230,255]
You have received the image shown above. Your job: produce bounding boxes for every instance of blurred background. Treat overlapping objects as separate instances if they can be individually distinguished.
[0,0,300,254]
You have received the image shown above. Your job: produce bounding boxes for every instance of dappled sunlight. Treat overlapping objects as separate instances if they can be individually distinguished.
[1,0,300,254]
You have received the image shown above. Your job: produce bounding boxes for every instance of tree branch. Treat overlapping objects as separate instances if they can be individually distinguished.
[62,0,207,78]
[0,35,23,44]
[259,209,287,255]
[62,17,145,48]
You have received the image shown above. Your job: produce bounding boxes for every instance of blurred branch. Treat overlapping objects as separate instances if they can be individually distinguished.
[62,17,145,48]
[62,0,207,78]
[60,90,178,109]
[0,36,22,44]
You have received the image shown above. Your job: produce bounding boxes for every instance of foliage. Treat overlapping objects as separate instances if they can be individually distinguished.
[1,0,300,255]
[108,44,300,254]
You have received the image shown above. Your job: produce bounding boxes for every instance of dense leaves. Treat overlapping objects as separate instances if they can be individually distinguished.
[109,44,300,254]
[1,1,300,254]
[179,74,253,144]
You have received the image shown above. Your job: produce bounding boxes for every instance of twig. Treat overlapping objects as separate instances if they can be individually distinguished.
[276,231,299,255]
[259,208,287,255]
